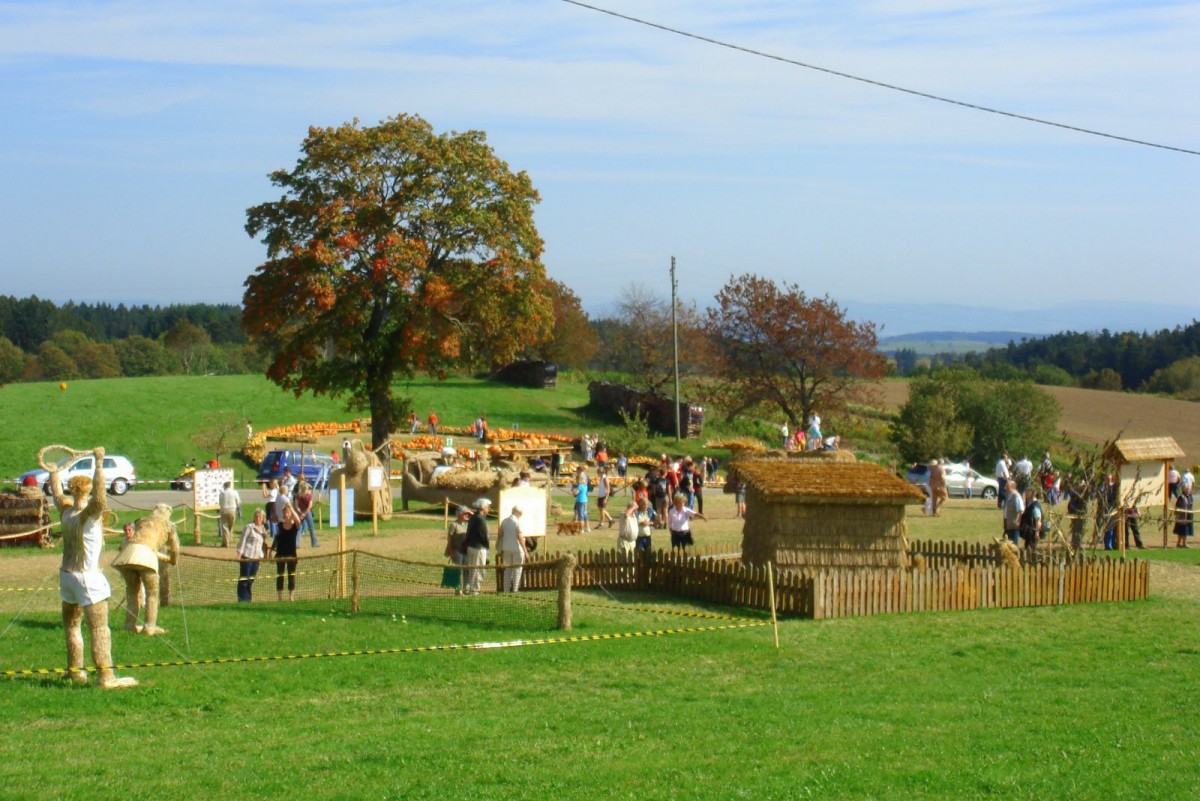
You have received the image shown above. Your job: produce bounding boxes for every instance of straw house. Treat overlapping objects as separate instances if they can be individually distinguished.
[734,459,925,568]
[1102,436,1186,548]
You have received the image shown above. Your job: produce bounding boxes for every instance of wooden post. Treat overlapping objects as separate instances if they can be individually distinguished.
[338,474,347,598]
[766,562,779,649]
[372,490,378,537]
[351,551,360,613]
[192,510,200,545]
[1163,461,1171,549]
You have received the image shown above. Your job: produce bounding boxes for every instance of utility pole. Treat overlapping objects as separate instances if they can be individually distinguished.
[670,256,681,441]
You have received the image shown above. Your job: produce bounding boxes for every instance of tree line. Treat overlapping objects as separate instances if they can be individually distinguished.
[893,321,1200,399]
[0,296,262,384]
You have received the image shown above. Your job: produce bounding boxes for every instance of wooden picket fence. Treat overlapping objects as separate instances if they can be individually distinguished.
[807,558,1149,620]
[523,545,1149,621]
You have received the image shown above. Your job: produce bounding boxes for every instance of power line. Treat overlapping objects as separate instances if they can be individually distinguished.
[559,0,1199,157]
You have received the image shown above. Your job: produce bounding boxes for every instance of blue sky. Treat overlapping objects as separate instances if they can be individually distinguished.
[1,1,1197,332]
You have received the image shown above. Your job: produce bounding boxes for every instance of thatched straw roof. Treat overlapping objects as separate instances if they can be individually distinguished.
[1104,437,1185,463]
[732,459,925,505]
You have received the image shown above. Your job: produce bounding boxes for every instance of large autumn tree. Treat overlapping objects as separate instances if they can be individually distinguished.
[244,114,553,449]
[704,274,886,428]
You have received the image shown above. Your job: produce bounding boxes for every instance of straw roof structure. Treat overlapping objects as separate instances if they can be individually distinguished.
[732,460,925,506]
[1104,437,1185,464]
[737,459,924,568]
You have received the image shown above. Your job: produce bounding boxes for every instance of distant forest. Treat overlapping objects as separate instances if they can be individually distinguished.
[0,295,258,383]
[1,295,1198,401]
[892,320,1200,399]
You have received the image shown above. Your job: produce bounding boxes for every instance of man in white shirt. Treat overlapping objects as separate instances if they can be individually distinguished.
[498,505,527,593]
[995,453,1011,509]
[218,481,241,547]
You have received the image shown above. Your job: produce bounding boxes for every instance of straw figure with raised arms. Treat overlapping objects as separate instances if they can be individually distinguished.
[46,446,138,689]
[330,438,394,520]
[111,503,180,635]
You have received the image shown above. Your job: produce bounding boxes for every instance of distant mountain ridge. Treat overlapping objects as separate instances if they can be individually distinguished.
[879,331,1028,348]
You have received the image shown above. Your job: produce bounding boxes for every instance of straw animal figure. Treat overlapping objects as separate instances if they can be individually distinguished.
[331,439,393,520]
[992,538,1022,569]
[111,503,179,635]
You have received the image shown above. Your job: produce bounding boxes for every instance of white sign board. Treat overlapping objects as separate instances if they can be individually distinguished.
[367,466,384,491]
[498,486,548,537]
[193,468,235,511]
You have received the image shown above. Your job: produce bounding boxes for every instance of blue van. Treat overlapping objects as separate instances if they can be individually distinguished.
[257,449,336,487]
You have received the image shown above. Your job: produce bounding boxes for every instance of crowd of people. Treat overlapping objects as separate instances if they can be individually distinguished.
[987,452,1195,552]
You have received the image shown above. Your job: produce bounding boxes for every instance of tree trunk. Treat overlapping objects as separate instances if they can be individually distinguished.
[369,384,392,453]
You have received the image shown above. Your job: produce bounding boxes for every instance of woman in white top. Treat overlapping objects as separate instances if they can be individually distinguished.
[667,492,706,549]
[236,509,268,602]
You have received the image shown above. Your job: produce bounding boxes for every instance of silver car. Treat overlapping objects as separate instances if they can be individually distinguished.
[905,462,998,500]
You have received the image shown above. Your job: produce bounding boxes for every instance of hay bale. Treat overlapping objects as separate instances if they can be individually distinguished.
[428,470,499,493]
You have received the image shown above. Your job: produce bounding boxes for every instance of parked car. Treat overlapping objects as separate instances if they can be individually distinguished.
[18,454,137,496]
[905,462,998,500]
[256,449,336,487]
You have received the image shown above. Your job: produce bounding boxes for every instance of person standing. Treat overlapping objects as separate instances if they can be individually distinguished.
[428,410,439,435]
[48,448,137,689]
[280,467,298,496]
[550,451,562,481]
[409,410,419,434]
[807,413,822,450]
[262,479,279,537]
[617,500,639,578]
[464,498,492,594]
[1018,487,1043,550]
[634,497,655,552]
[995,453,1011,509]
[667,492,706,550]
[572,470,591,532]
[497,506,527,593]
[294,481,317,548]
[273,506,301,601]
[692,463,705,515]
[445,506,471,595]
[735,480,747,519]
[236,509,269,602]
[218,481,241,547]
[1124,506,1145,550]
[780,421,789,449]
[1002,480,1024,546]
[1174,488,1194,548]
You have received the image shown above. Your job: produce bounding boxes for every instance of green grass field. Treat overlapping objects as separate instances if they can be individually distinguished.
[3,374,1199,799]
[1,585,1196,800]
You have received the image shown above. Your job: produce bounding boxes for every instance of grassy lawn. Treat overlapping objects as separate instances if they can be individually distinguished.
[0,583,1196,800]
[4,374,1199,799]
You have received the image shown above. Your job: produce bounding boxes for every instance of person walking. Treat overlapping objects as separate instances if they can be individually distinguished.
[595,467,613,528]
[497,505,527,593]
[236,509,268,602]
[464,498,492,594]
[217,481,241,547]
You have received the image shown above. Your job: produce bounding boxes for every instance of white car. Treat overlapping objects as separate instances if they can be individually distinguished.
[18,454,138,496]
[905,462,999,500]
